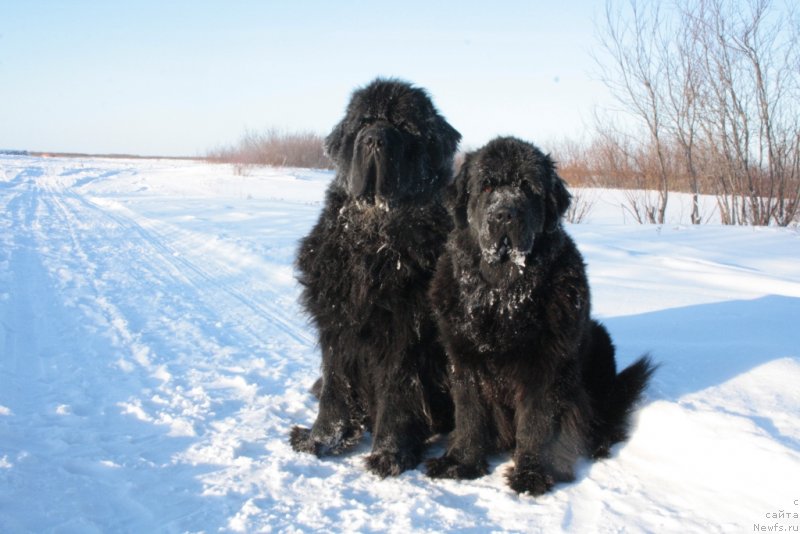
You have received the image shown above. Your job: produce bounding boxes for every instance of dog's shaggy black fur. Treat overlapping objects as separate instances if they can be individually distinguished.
[289,78,461,477]
[426,136,655,495]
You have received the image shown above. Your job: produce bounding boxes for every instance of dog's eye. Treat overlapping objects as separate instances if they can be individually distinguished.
[520,181,534,197]
[481,180,493,193]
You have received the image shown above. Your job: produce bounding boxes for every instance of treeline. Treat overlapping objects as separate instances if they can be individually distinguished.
[569,0,800,226]
[208,1,798,226]
[206,128,332,172]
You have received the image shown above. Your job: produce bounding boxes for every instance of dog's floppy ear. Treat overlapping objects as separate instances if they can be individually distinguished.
[323,120,345,161]
[428,116,462,181]
[435,117,462,163]
[446,152,471,228]
[545,165,571,232]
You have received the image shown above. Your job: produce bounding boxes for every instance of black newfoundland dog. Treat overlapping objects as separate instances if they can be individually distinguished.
[426,136,655,495]
[290,79,461,477]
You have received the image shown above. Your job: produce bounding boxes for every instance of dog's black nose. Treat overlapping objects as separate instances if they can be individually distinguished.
[362,126,388,149]
[491,207,518,224]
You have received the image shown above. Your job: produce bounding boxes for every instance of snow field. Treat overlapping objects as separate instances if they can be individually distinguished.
[0,155,798,533]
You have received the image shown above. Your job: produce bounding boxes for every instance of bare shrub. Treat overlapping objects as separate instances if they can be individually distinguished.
[593,0,800,226]
[594,0,672,224]
[548,137,597,188]
[207,128,332,170]
[690,0,800,226]
[565,187,597,224]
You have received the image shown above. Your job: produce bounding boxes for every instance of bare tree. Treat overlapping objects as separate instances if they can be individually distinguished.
[692,0,800,225]
[595,0,672,224]
[595,0,800,226]
[665,0,705,224]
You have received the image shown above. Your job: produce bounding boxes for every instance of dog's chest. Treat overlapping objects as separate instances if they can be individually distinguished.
[348,234,411,288]
[453,269,541,353]
[327,220,439,317]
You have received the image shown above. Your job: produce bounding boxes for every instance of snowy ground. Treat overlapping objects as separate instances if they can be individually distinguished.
[1,155,798,533]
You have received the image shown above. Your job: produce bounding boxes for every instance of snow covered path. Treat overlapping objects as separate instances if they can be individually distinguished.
[0,156,799,533]
[0,158,322,531]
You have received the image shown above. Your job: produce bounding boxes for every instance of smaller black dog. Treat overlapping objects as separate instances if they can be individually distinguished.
[426,136,655,495]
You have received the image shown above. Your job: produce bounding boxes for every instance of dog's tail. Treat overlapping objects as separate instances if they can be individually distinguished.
[585,323,657,459]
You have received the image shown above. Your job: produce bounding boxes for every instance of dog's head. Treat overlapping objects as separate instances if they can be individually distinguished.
[449,137,570,270]
[325,78,461,207]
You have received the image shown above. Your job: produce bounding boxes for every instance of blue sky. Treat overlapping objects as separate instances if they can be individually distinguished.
[1,1,613,156]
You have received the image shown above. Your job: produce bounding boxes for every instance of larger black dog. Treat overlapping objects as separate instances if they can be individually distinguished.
[290,79,461,476]
[426,137,655,495]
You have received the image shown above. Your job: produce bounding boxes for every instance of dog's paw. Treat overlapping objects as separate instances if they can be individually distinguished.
[327,427,363,455]
[364,448,418,478]
[289,424,362,456]
[289,426,320,455]
[505,464,555,496]
[425,455,487,480]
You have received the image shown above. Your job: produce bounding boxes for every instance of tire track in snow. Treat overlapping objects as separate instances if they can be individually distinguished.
[1,160,324,531]
[40,165,331,531]
[2,178,59,414]
[31,173,314,438]
[78,192,314,349]
[0,167,224,532]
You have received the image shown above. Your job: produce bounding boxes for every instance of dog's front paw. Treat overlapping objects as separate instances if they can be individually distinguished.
[289,425,320,455]
[365,448,419,478]
[289,424,363,456]
[426,455,487,480]
[505,464,555,496]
